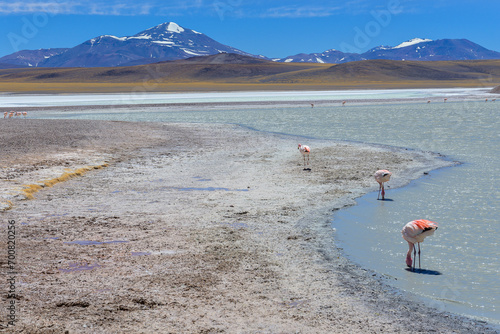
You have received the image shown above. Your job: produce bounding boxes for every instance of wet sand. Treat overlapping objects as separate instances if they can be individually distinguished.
[0,118,497,333]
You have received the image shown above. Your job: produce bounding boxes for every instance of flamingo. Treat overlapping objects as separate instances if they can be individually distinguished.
[342,101,346,106]
[402,219,438,271]
[3,112,7,118]
[444,98,448,102]
[8,112,14,118]
[427,100,431,104]
[492,99,496,102]
[297,144,310,167]
[311,103,314,108]
[22,112,27,118]
[374,169,391,200]
[485,99,488,102]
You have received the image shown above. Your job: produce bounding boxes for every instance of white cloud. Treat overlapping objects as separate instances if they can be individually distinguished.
[262,5,342,18]
[0,1,192,16]
[0,2,79,14]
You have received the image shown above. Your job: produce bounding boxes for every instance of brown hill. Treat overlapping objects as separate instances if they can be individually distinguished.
[491,85,500,93]
[262,59,500,83]
[1,55,500,93]
[0,54,319,84]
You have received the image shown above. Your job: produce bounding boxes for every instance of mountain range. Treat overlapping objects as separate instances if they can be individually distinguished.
[276,38,500,63]
[1,22,500,68]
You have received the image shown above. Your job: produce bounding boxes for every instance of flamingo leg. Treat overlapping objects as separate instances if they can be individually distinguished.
[381,184,385,200]
[418,243,421,269]
[413,245,417,272]
[406,242,413,268]
[307,155,309,166]
[377,183,381,200]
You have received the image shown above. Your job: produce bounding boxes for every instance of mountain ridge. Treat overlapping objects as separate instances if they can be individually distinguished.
[1,22,500,68]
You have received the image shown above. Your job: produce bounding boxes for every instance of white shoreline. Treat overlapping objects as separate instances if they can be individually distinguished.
[1,87,499,108]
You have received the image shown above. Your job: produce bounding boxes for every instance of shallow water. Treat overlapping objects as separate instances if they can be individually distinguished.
[16,89,500,324]
[1,87,492,107]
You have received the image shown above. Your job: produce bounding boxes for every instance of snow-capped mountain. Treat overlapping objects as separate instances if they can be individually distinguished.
[274,49,363,64]
[361,38,500,61]
[275,38,500,64]
[2,30,500,68]
[0,48,68,68]
[0,22,262,68]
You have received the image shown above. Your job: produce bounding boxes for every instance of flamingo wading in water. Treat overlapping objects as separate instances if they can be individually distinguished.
[374,169,391,200]
[402,219,438,271]
[297,144,310,167]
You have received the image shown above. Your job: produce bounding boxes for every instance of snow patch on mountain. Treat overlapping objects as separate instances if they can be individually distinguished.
[166,22,184,33]
[393,38,432,49]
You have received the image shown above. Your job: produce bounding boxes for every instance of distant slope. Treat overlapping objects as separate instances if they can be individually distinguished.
[0,54,316,83]
[1,56,499,92]
[274,49,363,64]
[492,85,500,93]
[0,22,264,68]
[275,38,500,64]
[362,39,500,61]
[0,63,26,69]
[0,48,68,68]
[262,59,500,83]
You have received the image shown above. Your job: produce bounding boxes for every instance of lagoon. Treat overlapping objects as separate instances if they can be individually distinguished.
[15,88,500,324]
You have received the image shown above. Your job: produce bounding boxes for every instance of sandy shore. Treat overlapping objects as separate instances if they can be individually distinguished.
[0,119,497,333]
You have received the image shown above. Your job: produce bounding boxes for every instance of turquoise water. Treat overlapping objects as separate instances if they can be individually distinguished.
[21,91,499,324]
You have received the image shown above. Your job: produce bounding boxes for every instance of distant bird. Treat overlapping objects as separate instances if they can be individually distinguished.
[485,99,488,102]
[297,144,310,167]
[311,103,314,108]
[374,169,391,200]
[342,101,346,106]
[402,219,438,271]
[492,99,496,102]
[22,112,27,118]
[8,112,14,118]
[3,112,7,118]
[427,100,431,104]
[444,98,448,102]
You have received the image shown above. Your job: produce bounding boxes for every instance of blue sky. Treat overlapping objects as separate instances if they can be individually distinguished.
[1,0,499,58]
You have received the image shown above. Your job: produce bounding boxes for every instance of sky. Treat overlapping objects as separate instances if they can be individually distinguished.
[1,0,499,59]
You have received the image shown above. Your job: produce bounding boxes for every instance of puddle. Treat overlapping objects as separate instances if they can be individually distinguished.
[229,222,249,229]
[193,176,211,182]
[131,250,176,256]
[151,250,177,255]
[173,186,248,192]
[64,240,129,246]
[131,252,151,256]
[59,262,101,273]
[280,299,311,308]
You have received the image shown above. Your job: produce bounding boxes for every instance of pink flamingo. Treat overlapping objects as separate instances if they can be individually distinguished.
[444,98,448,102]
[297,144,310,167]
[402,219,438,271]
[374,169,391,200]
[8,112,14,118]
[22,112,27,118]
[342,101,346,106]
[3,112,7,118]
